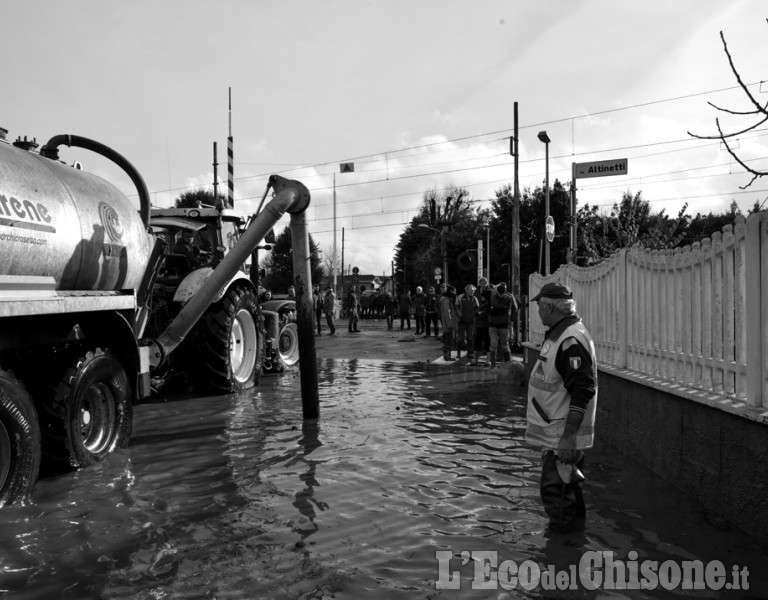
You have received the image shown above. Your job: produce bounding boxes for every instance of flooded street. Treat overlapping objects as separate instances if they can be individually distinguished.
[2,357,768,599]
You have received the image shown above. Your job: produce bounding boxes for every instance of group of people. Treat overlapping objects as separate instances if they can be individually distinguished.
[431,277,519,366]
[377,277,520,367]
[311,284,339,336]
[325,278,521,369]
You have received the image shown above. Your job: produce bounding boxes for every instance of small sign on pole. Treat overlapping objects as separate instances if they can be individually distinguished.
[340,162,355,173]
[545,216,555,243]
[570,157,628,264]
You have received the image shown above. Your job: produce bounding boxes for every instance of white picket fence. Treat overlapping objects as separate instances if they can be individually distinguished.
[528,211,768,411]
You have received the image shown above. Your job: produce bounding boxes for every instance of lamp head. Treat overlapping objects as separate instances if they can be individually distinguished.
[537,131,551,144]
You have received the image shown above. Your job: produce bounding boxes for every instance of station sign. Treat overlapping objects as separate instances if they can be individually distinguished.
[574,158,628,179]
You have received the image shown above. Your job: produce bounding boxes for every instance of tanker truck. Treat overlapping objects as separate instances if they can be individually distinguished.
[0,129,311,506]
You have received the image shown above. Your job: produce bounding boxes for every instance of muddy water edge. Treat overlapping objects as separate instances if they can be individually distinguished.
[1,357,767,599]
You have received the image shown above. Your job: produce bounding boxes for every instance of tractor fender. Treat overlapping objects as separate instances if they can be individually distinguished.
[173,268,254,305]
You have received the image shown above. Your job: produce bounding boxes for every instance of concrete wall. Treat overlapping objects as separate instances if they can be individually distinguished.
[597,369,768,539]
[523,343,768,539]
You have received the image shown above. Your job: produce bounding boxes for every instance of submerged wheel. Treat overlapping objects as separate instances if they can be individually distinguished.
[191,287,264,393]
[36,348,132,472]
[0,369,41,507]
[278,323,300,367]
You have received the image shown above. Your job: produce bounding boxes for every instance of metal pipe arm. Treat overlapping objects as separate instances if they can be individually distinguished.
[150,176,310,365]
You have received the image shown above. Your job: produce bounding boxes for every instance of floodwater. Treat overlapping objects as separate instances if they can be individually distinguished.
[1,358,767,599]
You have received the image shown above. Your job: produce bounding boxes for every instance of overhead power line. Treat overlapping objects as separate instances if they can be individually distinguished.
[143,81,764,210]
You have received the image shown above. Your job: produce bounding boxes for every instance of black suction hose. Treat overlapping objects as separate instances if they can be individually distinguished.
[40,134,151,227]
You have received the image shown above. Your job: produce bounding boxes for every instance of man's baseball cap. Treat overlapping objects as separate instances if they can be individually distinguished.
[531,282,573,302]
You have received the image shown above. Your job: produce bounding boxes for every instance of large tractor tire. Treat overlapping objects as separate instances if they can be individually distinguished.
[35,348,132,473]
[190,287,264,393]
[0,369,41,507]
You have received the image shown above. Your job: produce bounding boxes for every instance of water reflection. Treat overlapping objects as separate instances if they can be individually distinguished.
[290,422,328,541]
[0,360,766,599]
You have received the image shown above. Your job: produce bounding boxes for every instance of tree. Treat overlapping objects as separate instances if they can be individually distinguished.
[261,228,324,294]
[174,188,228,209]
[681,201,743,245]
[320,246,342,287]
[688,24,768,188]
[576,191,688,263]
[394,185,481,292]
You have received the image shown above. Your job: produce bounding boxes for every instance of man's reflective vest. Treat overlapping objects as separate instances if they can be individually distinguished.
[525,321,597,450]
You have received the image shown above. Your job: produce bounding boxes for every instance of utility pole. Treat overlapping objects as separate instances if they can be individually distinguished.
[486,226,491,281]
[511,102,521,302]
[512,102,522,347]
[538,130,551,275]
[335,162,354,296]
[341,227,345,297]
[569,163,577,264]
[212,141,219,202]
[333,173,337,290]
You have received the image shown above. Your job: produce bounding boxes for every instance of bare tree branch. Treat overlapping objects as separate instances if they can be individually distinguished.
[689,23,768,188]
[691,114,768,139]
[720,30,765,114]
[707,99,768,116]
[716,118,764,189]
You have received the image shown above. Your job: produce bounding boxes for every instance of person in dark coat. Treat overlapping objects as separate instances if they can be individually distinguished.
[487,283,518,368]
[312,283,323,336]
[323,286,336,336]
[473,287,492,365]
[383,291,397,330]
[439,285,458,360]
[412,286,426,335]
[347,285,360,333]
[424,286,440,338]
[398,289,412,330]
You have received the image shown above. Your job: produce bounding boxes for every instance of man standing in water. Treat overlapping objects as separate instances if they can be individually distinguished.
[526,283,597,534]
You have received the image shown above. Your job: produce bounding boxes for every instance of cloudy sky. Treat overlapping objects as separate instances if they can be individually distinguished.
[4,1,767,277]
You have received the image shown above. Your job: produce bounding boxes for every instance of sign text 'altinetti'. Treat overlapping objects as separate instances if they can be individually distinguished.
[574,159,628,179]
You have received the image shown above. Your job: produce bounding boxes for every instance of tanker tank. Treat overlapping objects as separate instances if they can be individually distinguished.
[0,138,153,291]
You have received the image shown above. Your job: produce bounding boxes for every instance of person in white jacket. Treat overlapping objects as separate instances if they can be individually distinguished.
[526,282,597,534]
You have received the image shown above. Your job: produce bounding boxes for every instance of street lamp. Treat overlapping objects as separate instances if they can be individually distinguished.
[418,223,448,286]
[537,130,551,275]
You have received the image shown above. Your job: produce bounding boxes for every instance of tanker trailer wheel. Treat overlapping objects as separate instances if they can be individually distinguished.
[0,369,41,507]
[277,323,300,368]
[37,349,132,472]
[191,287,264,393]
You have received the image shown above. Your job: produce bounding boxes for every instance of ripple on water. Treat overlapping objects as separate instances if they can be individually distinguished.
[1,359,767,599]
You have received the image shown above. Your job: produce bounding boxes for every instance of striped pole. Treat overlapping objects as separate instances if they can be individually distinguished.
[228,87,234,208]
[213,141,219,200]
